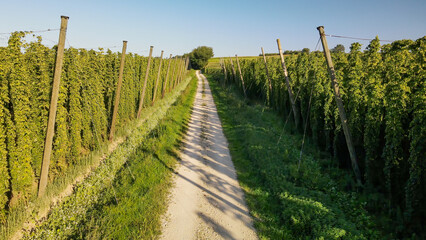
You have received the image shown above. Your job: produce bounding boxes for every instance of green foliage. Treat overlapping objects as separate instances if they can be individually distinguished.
[189,46,214,70]
[7,32,35,199]
[76,74,197,239]
[0,32,185,233]
[382,39,413,213]
[363,37,385,189]
[208,35,426,237]
[208,77,380,239]
[0,46,10,222]
[23,71,195,239]
[404,36,426,232]
[331,44,346,53]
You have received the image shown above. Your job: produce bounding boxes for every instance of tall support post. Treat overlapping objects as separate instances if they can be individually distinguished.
[109,40,128,141]
[317,26,362,185]
[172,57,180,89]
[229,56,236,83]
[179,58,184,83]
[170,56,178,92]
[184,57,190,73]
[162,54,173,98]
[223,59,228,85]
[235,54,247,98]
[277,39,300,128]
[261,47,273,105]
[173,57,180,88]
[182,57,189,80]
[176,57,183,86]
[152,50,164,105]
[220,58,227,86]
[180,58,186,82]
[185,57,190,71]
[38,16,69,197]
[137,46,154,118]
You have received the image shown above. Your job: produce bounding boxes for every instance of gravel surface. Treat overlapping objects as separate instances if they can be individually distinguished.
[160,71,258,240]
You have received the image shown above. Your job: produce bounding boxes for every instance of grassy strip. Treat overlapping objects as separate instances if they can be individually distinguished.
[23,72,196,239]
[207,76,381,240]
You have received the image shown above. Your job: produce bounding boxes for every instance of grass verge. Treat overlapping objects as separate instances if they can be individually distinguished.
[22,72,197,239]
[207,75,382,239]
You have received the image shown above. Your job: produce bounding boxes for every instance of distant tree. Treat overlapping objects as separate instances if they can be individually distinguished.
[331,44,345,53]
[188,46,214,70]
[284,50,300,55]
[302,48,310,54]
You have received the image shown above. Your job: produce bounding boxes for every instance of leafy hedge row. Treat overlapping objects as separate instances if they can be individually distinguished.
[23,74,194,239]
[0,32,181,222]
[209,36,425,236]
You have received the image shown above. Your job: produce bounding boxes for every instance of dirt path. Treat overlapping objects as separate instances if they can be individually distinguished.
[160,71,257,240]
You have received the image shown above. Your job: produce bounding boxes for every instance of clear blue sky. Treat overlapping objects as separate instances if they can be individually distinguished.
[0,0,425,57]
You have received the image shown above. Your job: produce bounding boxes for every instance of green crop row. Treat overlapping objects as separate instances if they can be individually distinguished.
[207,36,425,237]
[23,73,194,239]
[0,32,184,225]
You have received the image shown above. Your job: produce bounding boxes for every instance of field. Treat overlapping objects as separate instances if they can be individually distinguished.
[0,24,424,239]
[206,36,425,238]
[0,32,191,239]
[208,74,380,239]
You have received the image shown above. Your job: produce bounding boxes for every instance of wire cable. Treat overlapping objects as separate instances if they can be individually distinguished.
[298,80,314,171]
[0,28,59,35]
[325,34,393,43]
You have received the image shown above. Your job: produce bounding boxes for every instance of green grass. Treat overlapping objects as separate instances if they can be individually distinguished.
[207,75,382,239]
[22,72,197,239]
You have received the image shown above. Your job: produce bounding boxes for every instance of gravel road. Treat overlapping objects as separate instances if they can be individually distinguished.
[160,71,258,240]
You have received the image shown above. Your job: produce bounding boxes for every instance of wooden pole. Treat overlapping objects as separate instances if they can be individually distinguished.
[137,46,153,119]
[235,54,247,98]
[180,58,186,82]
[162,54,173,98]
[152,50,164,105]
[184,57,190,74]
[176,57,183,85]
[317,26,362,185]
[277,39,300,128]
[261,47,273,105]
[179,59,186,83]
[174,57,180,87]
[170,56,178,91]
[38,16,69,197]
[220,58,227,86]
[109,40,128,141]
[182,57,189,81]
[229,56,236,83]
[173,57,179,88]
[223,58,227,85]
[172,57,179,89]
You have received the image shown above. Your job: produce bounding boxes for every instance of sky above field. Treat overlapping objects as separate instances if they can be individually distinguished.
[0,0,425,57]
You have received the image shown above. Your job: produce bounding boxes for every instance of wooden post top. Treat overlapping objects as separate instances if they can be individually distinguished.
[277,39,282,51]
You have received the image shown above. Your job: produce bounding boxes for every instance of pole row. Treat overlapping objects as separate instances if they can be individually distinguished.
[38,16,191,197]
[220,26,362,185]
